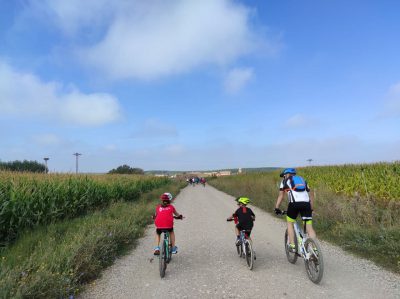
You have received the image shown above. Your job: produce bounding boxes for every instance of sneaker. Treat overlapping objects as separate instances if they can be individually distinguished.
[153,247,160,255]
[235,237,241,246]
[288,243,296,253]
[171,246,178,254]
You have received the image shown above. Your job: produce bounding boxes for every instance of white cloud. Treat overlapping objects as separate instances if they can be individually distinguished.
[28,0,270,80]
[80,1,261,80]
[28,0,117,36]
[131,119,178,138]
[224,67,254,94]
[283,114,316,129]
[0,62,121,126]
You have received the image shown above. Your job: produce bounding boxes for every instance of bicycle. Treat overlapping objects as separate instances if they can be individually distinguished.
[158,216,183,278]
[277,211,324,284]
[227,219,255,270]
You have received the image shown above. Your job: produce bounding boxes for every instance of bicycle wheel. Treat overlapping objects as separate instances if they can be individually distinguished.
[284,229,298,264]
[167,242,172,263]
[245,240,254,270]
[303,238,324,284]
[236,242,242,257]
[159,240,167,278]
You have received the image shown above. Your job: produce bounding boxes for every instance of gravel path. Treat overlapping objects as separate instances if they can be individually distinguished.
[81,185,399,299]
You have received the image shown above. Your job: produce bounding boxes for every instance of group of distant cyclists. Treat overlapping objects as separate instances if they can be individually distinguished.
[152,168,316,258]
[186,176,206,186]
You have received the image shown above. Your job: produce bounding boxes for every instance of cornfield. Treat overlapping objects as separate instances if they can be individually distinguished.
[298,161,400,201]
[0,172,170,245]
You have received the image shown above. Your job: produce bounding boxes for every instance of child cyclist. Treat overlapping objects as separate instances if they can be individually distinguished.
[227,197,255,245]
[153,192,183,255]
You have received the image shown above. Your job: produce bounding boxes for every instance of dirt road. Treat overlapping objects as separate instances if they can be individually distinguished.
[81,185,399,299]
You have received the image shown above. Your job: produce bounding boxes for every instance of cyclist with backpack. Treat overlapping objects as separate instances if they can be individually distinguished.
[274,168,316,252]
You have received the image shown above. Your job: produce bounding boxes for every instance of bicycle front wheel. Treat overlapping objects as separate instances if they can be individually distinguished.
[236,241,242,257]
[284,229,298,264]
[159,241,167,278]
[304,238,324,284]
[245,240,254,270]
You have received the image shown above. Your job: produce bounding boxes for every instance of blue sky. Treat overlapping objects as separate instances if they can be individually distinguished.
[1,0,399,172]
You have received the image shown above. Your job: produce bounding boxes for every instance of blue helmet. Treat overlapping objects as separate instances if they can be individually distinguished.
[280,168,296,177]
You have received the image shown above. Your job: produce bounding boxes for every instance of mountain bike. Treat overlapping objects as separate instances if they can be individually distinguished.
[227,219,255,270]
[278,211,324,284]
[158,216,183,278]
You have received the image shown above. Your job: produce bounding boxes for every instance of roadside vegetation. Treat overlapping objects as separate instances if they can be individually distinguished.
[0,172,183,298]
[0,172,169,245]
[209,162,400,273]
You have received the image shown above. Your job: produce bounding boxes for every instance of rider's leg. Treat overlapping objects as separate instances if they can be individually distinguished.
[170,231,176,247]
[287,219,295,245]
[305,222,316,238]
[155,232,160,247]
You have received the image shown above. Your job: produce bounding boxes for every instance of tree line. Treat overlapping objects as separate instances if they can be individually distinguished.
[0,160,47,173]
[0,160,144,174]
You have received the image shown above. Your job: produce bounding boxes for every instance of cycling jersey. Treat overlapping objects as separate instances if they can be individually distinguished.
[233,206,255,230]
[154,204,176,229]
[280,176,310,203]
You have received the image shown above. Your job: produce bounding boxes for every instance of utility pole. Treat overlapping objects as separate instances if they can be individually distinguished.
[43,157,49,173]
[73,153,82,174]
[307,159,313,165]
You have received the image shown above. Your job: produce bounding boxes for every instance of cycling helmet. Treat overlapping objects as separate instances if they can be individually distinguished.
[160,192,172,201]
[237,197,250,205]
[280,168,297,177]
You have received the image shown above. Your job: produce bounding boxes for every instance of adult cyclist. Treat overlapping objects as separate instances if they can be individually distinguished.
[274,168,316,252]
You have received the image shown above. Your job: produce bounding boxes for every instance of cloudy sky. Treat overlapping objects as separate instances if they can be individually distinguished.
[1,0,399,172]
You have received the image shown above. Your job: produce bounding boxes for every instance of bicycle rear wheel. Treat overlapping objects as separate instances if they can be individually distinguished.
[304,238,324,284]
[284,229,298,264]
[159,240,167,278]
[245,240,254,270]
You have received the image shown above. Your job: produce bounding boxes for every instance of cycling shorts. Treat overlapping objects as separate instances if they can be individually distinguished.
[236,224,252,236]
[286,202,312,223]
[156,228,174,235]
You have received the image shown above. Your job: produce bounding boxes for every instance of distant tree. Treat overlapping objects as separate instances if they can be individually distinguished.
[0,160,46,173]
[108,164,144,175]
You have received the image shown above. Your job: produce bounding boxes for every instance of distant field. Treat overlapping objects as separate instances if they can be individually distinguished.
[0,172,170,245]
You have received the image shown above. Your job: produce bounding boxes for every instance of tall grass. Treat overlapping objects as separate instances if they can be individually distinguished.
[209,163,400,273]
[0,172,170,245]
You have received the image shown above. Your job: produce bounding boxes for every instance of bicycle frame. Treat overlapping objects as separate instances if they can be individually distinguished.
[239,230,249,255]
[292,221,309,259]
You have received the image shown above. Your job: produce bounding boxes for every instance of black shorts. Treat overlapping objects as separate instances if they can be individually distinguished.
[236,224,252,236]
[287,202,312,222]
[156,228,173,235]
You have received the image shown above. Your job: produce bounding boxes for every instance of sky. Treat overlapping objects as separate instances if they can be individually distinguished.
[0,0,399,173]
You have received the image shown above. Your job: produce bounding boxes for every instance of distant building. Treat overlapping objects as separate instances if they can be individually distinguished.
[217,171,231,176]
[238,168,242,174]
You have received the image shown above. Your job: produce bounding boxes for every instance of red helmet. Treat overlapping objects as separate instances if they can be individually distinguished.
[160,193,171,201]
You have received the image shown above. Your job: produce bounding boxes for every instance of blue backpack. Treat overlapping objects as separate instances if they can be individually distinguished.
[289,175,306,192]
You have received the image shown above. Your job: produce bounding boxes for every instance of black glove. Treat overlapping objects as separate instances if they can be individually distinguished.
[274,208,282,215]
[177,214,183,220]
[227,218,233,222]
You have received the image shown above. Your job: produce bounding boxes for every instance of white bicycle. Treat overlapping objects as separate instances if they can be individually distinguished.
[278,211,324,284]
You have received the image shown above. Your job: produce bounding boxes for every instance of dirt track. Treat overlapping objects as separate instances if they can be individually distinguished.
[81,185,399,299]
